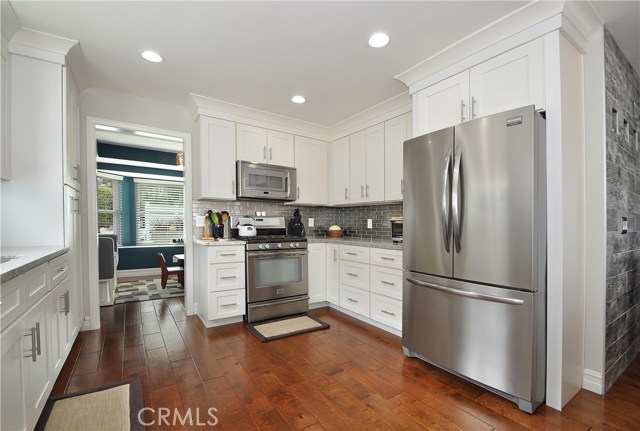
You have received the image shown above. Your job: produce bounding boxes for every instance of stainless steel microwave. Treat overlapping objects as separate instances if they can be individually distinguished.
[236,160,297,201]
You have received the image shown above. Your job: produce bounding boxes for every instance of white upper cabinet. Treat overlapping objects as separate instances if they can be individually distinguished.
[414,70,470,136]
[329,136,350,206]
[194,116,236,200]
[414,39,544,135]
[1,40,10,181]
[63,68,81,191]
[236,124,294,167]
[384,113,411,201]
[469,38,544,119]
[294,136,327,205]
[267,130,295,167]
[236,123,267,163]
[350,123,385,204]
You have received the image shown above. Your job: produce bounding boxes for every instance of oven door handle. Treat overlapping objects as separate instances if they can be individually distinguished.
[247,250,308,259]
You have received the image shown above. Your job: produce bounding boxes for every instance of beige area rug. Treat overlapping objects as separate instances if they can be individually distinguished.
[35,379,144,431]
[247,314,330,342]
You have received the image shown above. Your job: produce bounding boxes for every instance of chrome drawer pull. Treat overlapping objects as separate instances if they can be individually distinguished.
[381,309,396,317]
[347,298,358,303]
[346,272,358,277]
[25,327,37,362]
[380,257,395,261]
[35,322,41,356]
[220,303,238,308]
[380,280,396,286]
[220,276,237,280]
[346,252,357,256]
[219,253,236,256]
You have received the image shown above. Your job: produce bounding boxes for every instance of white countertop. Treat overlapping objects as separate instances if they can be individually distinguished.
[194,238,246,246]
[1,246,69,283]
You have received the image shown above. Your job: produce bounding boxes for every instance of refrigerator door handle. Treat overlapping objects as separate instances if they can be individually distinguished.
[441,147,452,253]
[452,145,462,253]
[405,277,525,305]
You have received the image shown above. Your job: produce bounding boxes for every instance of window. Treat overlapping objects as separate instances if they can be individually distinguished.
[97,174,121,242]
[135,179,184,244]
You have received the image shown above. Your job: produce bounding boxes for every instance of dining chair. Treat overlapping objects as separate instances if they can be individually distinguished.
[156,253,184,288]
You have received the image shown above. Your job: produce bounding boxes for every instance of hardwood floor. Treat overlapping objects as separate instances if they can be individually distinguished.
[52,299,640,430]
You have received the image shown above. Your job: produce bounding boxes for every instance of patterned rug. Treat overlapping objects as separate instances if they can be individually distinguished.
[114,278,184,304]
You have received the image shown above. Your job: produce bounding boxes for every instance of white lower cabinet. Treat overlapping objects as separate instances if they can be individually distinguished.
[339,260,370,291]
[208,290,246,319]
[308,243,326,304]
[370,294,402,330]
[339,285,370,318]
[325,245,340,305]
[195,245,246,326]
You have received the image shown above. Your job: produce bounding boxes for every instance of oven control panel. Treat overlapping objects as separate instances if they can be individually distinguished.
[247,241,308,251]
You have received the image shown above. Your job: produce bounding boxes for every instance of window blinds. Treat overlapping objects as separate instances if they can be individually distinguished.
[135,180,184,244]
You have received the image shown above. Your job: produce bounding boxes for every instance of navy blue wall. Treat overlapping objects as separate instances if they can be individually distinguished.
[117,245,185,270]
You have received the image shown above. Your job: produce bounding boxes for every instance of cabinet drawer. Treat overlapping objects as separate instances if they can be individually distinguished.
[208,246,245,264]
[1,264,49,329]
[370,266,403,300]
[370,293,402,331]
[340,285,370,318]
[208,262,245,292]
[208,289,246,319]
[339,245,369,263]
[339,261,369,290]
[49,253,70,287]
[370,249,402,269]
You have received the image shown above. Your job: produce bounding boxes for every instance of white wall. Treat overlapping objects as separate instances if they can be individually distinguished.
[79,88,193,330]
[582,27,606,394]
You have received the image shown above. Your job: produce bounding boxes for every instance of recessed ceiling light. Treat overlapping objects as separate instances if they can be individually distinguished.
[368,32,390,48]
[140,50,164,63]
[291,95,306,104]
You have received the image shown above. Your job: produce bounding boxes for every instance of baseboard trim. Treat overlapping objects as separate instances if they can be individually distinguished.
[116,268,161,279]
[582,368,603,394]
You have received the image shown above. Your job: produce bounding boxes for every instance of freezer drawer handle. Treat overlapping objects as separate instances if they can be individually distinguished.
[405,278,525,305]
[441,147,452,253]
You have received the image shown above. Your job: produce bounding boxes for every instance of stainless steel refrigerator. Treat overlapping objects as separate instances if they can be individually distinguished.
[402,105,546,413]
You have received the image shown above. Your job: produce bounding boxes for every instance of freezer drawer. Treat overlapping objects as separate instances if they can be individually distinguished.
[402,270,545,412]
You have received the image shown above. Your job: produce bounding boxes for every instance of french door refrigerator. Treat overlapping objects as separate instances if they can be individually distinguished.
[402,105,546,413]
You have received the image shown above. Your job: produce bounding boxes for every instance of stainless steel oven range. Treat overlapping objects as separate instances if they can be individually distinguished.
[237,216,308,323]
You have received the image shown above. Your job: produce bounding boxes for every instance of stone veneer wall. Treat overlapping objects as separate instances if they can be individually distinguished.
[604,28,640,392]
[192,200,402,241]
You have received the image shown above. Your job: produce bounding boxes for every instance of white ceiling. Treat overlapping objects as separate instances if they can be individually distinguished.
[6,1,639,128]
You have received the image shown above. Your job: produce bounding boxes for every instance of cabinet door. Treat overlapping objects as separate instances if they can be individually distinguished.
[365,123,385,202]
[329,137,350,205]
[1,320,27,431]
[414,70,469,136]
[267,130,294,167]
[0,42,10,181]
[294,136,327,205]
[196,116,236,200]
[63,68,81,191]
[236,124,267,163]
[308,243,326,304]
[325,245,339,305]
[23,300,51,430]
[48,285,65,376]
[384,115,407,201]
[349,130,367,204]
[469,39,544,118]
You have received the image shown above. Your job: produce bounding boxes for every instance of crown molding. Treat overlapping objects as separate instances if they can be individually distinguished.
[8,27,77,64]
[189,93,331,141]
[395,0,602,96]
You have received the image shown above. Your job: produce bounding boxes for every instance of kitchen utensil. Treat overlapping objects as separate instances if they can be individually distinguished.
[221,211,229,223]
[212,212,219,225]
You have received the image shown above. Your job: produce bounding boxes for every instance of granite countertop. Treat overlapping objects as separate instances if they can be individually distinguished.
[194,238,247,246]
[1,246,69,283]
[307,236,403,251]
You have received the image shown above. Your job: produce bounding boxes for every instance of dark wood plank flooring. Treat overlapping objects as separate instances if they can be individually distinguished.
[52,299,640,430]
